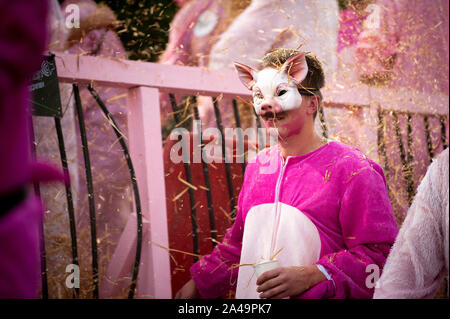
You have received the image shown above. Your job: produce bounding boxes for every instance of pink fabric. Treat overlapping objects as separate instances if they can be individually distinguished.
[0,196,44,298]
[0,0,50,195]
[374,148,449,299]
[191,141,399,298]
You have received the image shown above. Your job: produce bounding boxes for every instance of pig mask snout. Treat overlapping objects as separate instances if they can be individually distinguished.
[259,99,283,117]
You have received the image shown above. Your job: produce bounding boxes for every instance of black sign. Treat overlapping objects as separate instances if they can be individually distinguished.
[30,54,63,118]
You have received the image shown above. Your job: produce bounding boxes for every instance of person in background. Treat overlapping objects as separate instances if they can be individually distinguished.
[177,48,399,299]
[354,0,449,223]
[159,0,252,131]
[374,148,449,299]
[0,0,65,298]
[354,0,449,94]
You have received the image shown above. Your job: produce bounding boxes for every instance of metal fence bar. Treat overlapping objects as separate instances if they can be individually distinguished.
[73,84,99,298]
[169,94,181,124]
[406,113,415,192]
[392,111,415,206]
[30,123,48,299]
[88,85,143,299]
[212,98,236,217]
[191,97,218,246]
[169,94,199,259]
[232,99,246,175]
[423,115,434,161]
[440,116,448,149]
[37,184,48,299]
[377,109,391,197]
[54,117,79,298]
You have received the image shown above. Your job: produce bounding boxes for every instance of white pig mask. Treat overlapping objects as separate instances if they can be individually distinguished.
[234,53,309,117]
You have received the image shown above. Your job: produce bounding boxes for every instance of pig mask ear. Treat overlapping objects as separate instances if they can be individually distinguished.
[234,62,257,90]
[280,53,308,85]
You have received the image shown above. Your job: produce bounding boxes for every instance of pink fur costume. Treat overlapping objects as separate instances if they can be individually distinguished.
[190,141,399,298]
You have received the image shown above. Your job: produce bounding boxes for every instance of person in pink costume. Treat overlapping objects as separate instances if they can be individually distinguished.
[176,48,399,299]
[197,0,339,129]
[374,148,449,299]
[0,0,65,298]
[61,0,131,297]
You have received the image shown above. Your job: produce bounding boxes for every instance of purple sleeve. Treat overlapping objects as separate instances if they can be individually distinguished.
[189,184,246,299]
[0,0,49,194]
[0,195,43,298]
[0,0,48,91]
[301,165,399,299]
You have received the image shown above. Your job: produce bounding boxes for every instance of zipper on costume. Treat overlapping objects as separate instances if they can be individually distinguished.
[269,155,289,259]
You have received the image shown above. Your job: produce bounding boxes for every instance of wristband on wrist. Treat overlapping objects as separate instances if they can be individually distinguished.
[316,264,332,281]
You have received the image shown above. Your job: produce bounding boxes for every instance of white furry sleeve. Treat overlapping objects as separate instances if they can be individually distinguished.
[374,148,449,299]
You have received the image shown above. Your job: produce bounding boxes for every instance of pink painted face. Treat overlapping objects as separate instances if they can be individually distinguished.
[261,97,311,140]
[234,53,310,139]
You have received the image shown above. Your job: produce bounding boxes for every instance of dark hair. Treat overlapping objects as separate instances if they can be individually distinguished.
[262,48,325,119]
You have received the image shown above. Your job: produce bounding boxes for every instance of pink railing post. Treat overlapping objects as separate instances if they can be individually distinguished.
[126,86,171,298]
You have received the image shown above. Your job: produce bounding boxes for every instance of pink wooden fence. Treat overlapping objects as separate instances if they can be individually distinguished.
[55,52,252,298]
[54,52,448,298]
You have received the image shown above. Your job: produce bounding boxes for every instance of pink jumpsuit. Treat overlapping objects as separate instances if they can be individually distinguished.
[191,141,399,298]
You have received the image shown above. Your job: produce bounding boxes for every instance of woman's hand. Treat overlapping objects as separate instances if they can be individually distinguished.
[175,279,201,299]
[256,265,327,299]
